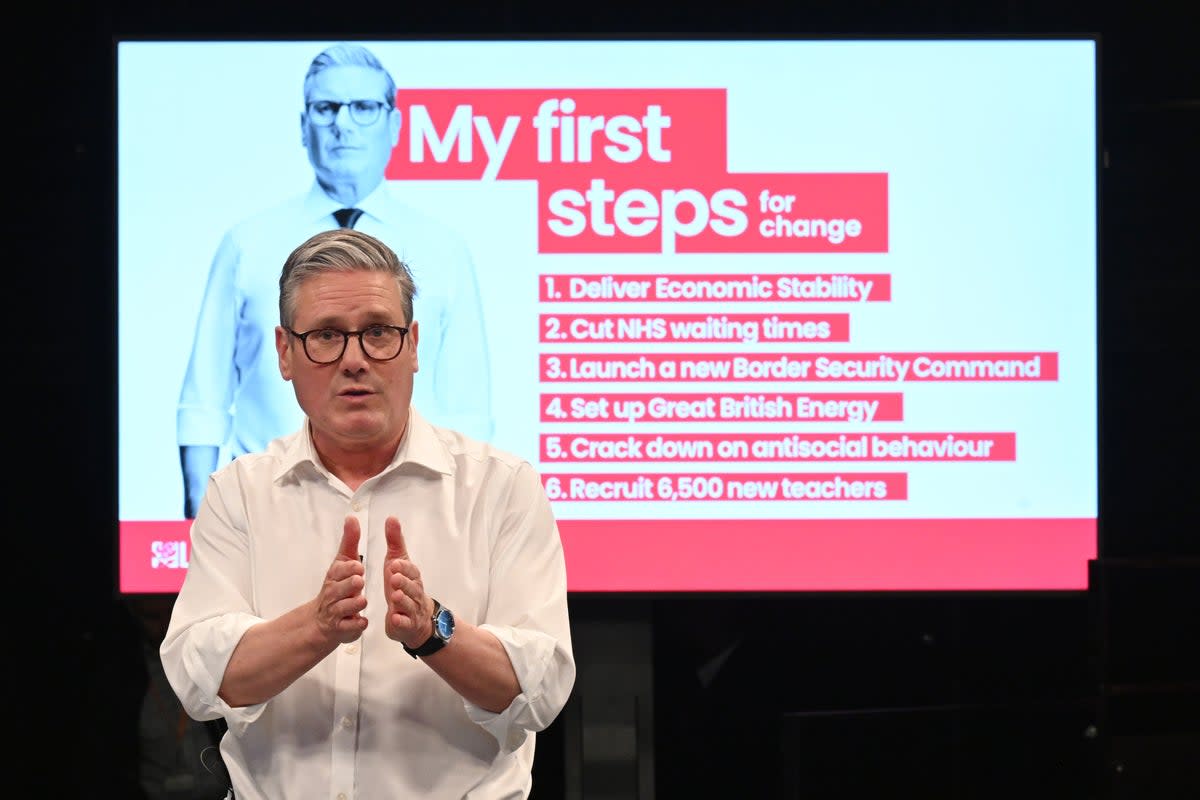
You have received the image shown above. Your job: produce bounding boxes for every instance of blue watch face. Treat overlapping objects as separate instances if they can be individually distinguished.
[434,606,455,640]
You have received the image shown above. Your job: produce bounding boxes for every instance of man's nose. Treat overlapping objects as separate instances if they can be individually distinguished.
[341,333,370,368]
[332,103,355,129]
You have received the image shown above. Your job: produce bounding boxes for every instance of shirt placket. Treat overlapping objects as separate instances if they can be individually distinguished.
[330,494,368,799]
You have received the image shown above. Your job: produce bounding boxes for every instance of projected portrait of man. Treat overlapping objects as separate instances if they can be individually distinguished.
[176,42,493,517]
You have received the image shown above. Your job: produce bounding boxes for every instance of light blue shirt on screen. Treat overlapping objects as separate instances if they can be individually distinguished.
[177,181,493,458]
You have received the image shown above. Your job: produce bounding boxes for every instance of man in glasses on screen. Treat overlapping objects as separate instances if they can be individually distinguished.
[162,228,574,799]
[177,42,493,518]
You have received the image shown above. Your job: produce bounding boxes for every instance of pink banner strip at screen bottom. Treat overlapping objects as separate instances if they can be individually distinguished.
[120,518,1095,593]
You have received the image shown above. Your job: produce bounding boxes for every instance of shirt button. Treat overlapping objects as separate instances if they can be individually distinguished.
[351,501,362,512]
[337,794,347,800]
[341,715,354,729]
[345,643,358,655]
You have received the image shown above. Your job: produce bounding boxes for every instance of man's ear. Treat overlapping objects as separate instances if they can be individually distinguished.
[276,326,294,381]
[408,319,419,374]
[390,106,402,147]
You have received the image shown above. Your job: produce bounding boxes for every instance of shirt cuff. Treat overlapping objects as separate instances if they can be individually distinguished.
[462,624,561,752]
[173,611,269,733]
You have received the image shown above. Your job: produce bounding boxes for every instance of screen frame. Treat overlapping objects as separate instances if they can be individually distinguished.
[110,32,1103,597]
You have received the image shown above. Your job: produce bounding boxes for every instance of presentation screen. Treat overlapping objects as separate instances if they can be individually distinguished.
[117,38,1098,593]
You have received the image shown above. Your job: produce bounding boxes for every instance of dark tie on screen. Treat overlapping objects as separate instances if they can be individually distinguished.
[333,208,364,229]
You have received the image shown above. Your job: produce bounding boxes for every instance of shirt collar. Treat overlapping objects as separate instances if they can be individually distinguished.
[273,405,454,485]
[302,180,395,228]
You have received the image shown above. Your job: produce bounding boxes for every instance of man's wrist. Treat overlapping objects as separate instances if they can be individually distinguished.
[403,600,455,658]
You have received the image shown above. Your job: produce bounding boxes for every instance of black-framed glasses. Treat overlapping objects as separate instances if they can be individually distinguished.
[305,99,390,127]
[286,325,409,364]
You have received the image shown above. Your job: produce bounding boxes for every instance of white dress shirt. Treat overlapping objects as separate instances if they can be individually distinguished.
[161,408,575,799]
[177,181,494,460]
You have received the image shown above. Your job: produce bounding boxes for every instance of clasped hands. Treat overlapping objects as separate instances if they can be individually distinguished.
[316,515,432,649]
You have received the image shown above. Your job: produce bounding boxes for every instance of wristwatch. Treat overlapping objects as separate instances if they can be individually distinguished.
[403,599,455,658]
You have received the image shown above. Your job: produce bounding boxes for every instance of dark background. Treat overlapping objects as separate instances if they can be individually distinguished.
[17,1,1197,797]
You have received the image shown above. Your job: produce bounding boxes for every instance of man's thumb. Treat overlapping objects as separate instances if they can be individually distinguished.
[384,516,407,560]
[339,515,362,560]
